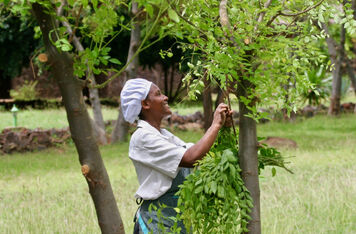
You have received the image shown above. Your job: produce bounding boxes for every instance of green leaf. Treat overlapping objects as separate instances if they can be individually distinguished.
[168,9,180,23]
[187,62,194,69]
[173,207,180,213]
[217,185,225,198]
[272,167,276,177]
[145,4,154,18]
[195,186,203,194]
[109,58,121,65]
[211,181,217,194]
[195,179,202,186]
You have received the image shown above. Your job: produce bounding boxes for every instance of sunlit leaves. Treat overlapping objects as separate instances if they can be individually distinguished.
[166,0,341,116]
[168,9,179,23]
[177,128,253,233]
[82,4,118,43]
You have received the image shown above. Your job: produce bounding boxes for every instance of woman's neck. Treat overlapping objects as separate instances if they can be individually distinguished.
[143,117,162,131]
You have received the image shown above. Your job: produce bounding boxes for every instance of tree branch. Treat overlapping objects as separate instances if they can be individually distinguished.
[219,0,230,29]
[267,0,325,26]
[92,5,168,88]
[169,2,210,41]
[219,0,239,46]
[56,0,66,16]
[254,0,273,31]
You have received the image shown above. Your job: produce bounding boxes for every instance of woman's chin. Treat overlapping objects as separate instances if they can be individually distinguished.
[164,109,172,117]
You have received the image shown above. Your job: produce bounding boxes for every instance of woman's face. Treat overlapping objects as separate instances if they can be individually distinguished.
[145,84,172,117]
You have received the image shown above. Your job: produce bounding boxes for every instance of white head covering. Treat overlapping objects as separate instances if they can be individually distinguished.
[120,78,152,123]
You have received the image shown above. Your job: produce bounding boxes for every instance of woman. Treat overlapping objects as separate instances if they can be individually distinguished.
[120,78,231,233]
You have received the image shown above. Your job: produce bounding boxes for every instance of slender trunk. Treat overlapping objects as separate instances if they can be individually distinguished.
[172,74,184,102]
[218,3,260,231]
[90,77,106,131]
[203,74,213,131]
[169,65,175,103]
[164,68,169,96]
[323,23,345,115]
[111,1,140,143]
[32,3,124,233]
[237,78,260,234]
[215,86,225,109]
[345,59,356,96]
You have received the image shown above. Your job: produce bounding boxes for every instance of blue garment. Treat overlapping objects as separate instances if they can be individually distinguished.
[135,168,191,234]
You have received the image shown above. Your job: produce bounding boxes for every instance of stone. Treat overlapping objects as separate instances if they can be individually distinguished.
[261,136,298,149]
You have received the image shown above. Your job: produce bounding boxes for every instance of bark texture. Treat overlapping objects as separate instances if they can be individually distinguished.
[32,3,124,233]
[111,1,140,143]
[203,74,213,131]
[89,78,106,131]
[322,20,345,115]
[346,59,356,95]
[237,79,260,234]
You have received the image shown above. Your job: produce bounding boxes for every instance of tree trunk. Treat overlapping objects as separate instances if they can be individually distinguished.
[203,74,213,131]
[323,23,345,115]
[90,78,106,131]
[32,3,124,233]
[346,59,356,96]
[237,78,260,234]
[215,85,225,109]
[111,1,140,143]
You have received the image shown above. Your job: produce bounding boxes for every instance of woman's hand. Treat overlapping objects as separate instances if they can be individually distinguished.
[212,103,233,128]
[180,103,233,167]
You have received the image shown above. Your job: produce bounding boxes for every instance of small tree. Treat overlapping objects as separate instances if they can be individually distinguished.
[166,0,341,232]
[314,0,356,115]
[2,0,172,232]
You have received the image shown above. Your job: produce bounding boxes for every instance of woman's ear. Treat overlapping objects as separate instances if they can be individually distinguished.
[141,99,150,110]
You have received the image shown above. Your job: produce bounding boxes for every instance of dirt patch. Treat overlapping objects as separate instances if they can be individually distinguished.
[0,127,70,154]
[261,136,298,149]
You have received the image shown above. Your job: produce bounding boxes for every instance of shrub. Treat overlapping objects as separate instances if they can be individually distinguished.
[10,80,39,101]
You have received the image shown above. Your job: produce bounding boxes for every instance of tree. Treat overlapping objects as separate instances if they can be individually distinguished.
[313,0,356,115]
[2,0,176,232]
[111,1,141,143]
[29,2,125,233]
[167,0,333,232]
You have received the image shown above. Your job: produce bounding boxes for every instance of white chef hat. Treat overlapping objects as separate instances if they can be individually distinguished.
[120,78,152,123]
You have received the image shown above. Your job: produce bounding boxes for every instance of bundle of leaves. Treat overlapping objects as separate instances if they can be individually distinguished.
[258,141,293,175]
[176,128,252,233]
[176,127,292,233]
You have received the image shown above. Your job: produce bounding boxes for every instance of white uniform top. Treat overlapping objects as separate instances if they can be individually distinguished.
[129,120,194,200]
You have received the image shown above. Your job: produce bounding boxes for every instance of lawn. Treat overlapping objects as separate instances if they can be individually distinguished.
[0,110,355,233]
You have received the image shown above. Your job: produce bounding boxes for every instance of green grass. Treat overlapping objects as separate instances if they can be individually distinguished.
[1,112,355,233]
[0,105,203,131]
[258,114,356,233]
[0,107,119,130]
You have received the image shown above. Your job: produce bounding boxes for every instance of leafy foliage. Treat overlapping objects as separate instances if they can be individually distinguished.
[165,0,343,117]
[176,127,291,233]
[302,66,330,105]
